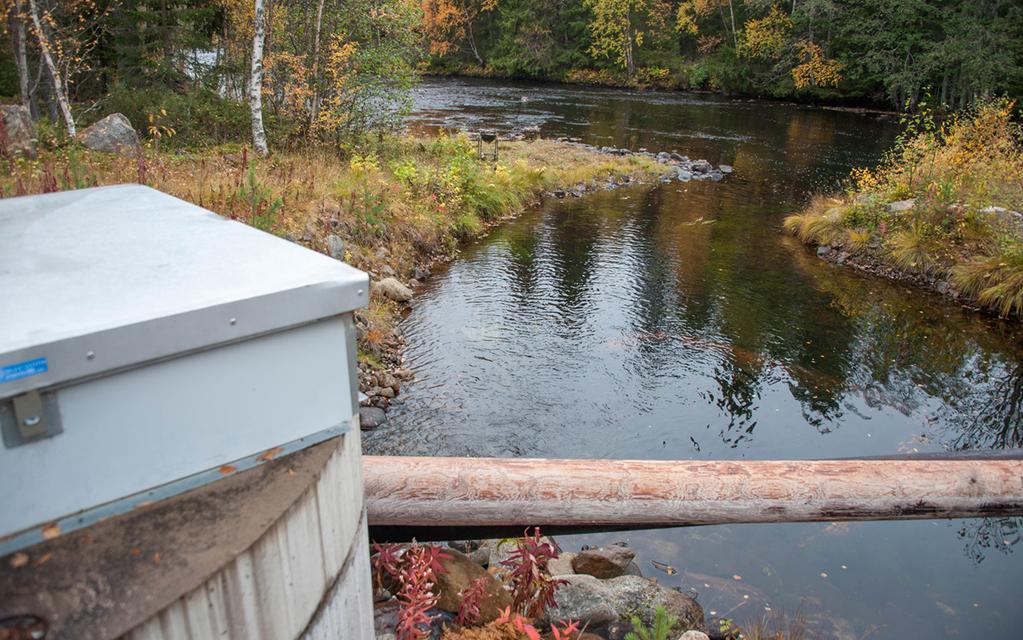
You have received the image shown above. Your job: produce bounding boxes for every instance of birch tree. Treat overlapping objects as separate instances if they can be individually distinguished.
[250,0,269,155]
[27,0,75,135]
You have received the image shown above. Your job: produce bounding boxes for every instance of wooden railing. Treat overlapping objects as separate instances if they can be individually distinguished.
[363,453,1023,539]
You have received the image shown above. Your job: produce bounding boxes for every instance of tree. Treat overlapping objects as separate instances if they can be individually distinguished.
[308,0,327,129]
[583,0,648,75]
[422,0,497,64]
[26,0,74,135]
[314,0,421,140]
[249,0,268,155]
[6,0,32,114]
[677,0,739,50]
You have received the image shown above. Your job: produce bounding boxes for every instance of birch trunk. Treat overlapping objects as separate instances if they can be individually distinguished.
[308,0,326,132]
[250,0,269,156]
[727,0,738,49]
[11,0,31,115]
[624,10,634,76]
[467,21,484,66]
[27,0,74,136]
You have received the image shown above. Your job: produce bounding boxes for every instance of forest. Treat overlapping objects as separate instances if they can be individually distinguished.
[1,0,1021,154]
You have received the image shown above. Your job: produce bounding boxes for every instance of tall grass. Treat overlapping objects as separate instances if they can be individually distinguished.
[784,98,1023,317]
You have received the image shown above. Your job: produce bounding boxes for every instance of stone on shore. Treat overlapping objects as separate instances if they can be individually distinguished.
[434,548,512,623]
[548,552,577,576]
[326,234,346,260]
[374,276,413,302]
[690,159,713,173]
[887,198,916,213]
[359,406,386,430]
[571,546,636,579]
[77,113,141,155]
[0,105,36,157]
[551,574,703,633]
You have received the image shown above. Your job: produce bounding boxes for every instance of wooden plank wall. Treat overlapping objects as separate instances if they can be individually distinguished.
[123,428,372,640]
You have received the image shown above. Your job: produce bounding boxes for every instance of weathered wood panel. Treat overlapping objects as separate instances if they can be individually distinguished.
[123,428,371,640]
[363,456,1023,527]
[301,516,374,640]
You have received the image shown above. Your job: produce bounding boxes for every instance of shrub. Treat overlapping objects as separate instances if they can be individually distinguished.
[98,86,252,148]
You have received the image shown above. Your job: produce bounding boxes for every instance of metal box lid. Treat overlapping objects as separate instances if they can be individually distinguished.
[0,185,368,399]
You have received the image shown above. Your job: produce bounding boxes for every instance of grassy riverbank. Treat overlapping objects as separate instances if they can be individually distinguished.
[784,98,1023,317]
[1,134,664,383]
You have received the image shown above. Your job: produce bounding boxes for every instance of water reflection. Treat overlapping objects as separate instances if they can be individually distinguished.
[370,79,1023,638]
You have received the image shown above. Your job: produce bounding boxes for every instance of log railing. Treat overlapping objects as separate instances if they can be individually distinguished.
[363,455,1023,539]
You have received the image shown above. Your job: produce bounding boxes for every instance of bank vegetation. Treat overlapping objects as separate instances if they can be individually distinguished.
[785,98,1023,317]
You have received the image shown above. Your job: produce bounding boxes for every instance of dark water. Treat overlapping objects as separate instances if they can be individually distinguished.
[367,78,1023,638]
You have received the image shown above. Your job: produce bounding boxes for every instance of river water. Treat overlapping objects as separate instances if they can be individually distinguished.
[365,78,1023,638]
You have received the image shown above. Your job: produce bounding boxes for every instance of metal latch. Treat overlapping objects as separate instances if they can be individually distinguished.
[0,390,62,448]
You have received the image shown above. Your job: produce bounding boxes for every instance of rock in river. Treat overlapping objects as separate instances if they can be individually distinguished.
[359,406,386,430]
[690,159,713,173]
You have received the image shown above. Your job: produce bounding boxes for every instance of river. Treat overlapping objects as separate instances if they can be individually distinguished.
[364,77,1023,638]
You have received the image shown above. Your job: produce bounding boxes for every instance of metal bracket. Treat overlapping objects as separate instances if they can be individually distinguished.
[1,390,62,448]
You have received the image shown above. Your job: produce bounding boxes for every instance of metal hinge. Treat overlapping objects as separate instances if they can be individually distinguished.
[0,390,62,448]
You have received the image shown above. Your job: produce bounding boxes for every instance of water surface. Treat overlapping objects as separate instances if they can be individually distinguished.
[367,78,1023,638]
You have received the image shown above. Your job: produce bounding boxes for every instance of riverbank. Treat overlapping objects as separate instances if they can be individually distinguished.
[0,128,734,422]
[784,98,1023,318]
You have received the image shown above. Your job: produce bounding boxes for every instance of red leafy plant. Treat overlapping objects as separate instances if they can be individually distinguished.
[442,607,580,640]
[499,528,566,618]
[372,541,452,640]
[491,607,580,640]
[456,576,490,626]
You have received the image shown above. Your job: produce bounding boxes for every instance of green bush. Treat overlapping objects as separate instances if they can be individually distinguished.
[94,86,301,149]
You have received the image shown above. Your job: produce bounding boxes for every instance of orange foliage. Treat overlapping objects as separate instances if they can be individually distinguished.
[791,40,842,89]
[421,0,496,57]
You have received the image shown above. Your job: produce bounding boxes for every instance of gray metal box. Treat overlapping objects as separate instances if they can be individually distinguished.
[0,185,368,552]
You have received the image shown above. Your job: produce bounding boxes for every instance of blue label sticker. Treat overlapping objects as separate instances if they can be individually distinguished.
[0,357,48,383]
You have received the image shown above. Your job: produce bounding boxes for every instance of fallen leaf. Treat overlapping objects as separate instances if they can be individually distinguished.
[10,552,28,568]
[153,552,161,565]
[34,552,53,566]
[42,523,60,540]
[650,559,677,575]
[130,547,142,558]
[219,465,236,475]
